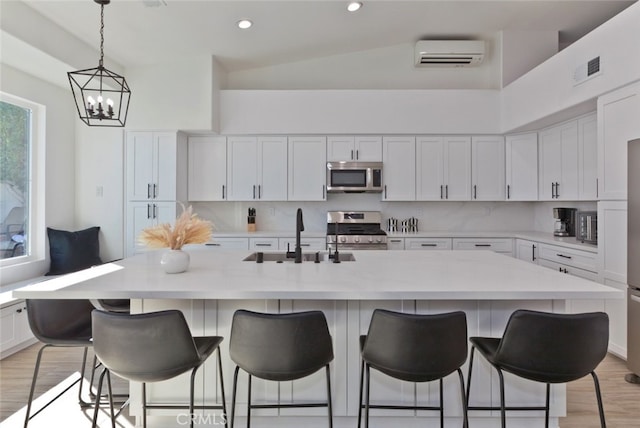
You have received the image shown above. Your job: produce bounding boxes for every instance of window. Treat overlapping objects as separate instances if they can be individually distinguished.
[0,92,44,266]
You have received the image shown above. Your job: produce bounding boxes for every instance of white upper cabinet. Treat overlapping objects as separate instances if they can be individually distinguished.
[257,136,289,201]
[288,136,327,201]
[505,133,538,201]
[416,136,444,200]
[227,136,288,201]
[382,136,416,201]
[126,131,187,201]
[538,120,579,201]
[443,136,472,201]
[416,136,471,201]
[597,81,640,200]
[471,136,505,201]
[578,113,598,200]
[327,136,382,162]
[188,136,227,201]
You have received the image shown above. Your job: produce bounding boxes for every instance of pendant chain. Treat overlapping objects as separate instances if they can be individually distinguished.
[99,4,105,68]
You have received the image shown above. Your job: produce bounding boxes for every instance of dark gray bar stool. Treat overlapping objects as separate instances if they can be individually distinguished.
[90,309,228,428]
[229,309,334,428]
[358,309,469,428]
[466,309,609,428]
[24,299,95,427]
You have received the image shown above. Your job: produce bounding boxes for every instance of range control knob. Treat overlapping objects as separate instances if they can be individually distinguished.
[368,236,374,243]
[340,236,347,243]
[376,237,383,243]
[354,237,360,243]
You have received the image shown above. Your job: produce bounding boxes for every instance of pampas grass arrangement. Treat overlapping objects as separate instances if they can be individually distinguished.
[138,205,213,250]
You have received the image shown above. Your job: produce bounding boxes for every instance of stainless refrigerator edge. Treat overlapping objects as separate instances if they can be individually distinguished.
[627,138,640,383]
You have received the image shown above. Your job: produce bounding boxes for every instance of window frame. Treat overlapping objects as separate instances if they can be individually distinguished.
[0,92,46,270]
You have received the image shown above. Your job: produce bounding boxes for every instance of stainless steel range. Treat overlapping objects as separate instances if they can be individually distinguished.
[326,211,387,250]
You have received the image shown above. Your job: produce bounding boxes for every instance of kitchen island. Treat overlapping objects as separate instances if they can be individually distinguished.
[14,248,622,428]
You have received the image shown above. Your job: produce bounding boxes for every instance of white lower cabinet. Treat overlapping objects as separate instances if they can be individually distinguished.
[206,238,249,251]
[452,238,513,256]
[515,239,538,264]
[387,238,405,251]
[0,301,34,358]
[249,237,279,251]
[278,237,326,252]
[404,238,452,250]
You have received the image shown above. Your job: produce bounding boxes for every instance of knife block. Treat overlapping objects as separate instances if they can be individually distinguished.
[247,216,256,232]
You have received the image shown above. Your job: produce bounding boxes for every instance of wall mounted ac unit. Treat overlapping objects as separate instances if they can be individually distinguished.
[415,40,485,67]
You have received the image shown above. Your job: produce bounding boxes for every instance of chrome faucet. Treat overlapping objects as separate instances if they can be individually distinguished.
[294,208,304,263]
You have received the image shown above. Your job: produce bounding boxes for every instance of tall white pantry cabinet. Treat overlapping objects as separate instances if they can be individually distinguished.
[125,131,187,257]
[597,81,640,359]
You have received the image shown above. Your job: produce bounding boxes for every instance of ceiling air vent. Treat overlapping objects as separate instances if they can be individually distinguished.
[573,56,601,86]
[415,40,485,67]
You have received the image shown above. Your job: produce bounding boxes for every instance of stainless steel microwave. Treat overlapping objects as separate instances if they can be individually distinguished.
[326,162,383,193]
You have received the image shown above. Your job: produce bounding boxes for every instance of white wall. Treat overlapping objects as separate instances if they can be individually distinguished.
[501,1,640,133]
[125,55,215,131]
[0,64,77,285]
[226,39,500,90]
[75,126,124,263]
[500,30,558,87]
[219,89,501,134]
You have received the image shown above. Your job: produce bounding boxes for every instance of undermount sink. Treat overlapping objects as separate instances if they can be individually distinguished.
[242,251,356,262]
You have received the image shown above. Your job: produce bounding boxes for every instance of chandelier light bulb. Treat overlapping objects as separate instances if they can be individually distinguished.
[97,95,104,103]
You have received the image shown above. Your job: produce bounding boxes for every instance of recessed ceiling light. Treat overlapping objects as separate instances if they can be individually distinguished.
[237,19,253,29]
[347,2,362,12]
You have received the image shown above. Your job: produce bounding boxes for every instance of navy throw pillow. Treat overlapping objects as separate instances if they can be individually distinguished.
[46,226,102,275]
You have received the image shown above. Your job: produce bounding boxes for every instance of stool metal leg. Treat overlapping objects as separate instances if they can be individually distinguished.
[357,359,364,428]
[497,368,506,428]
[217,350,229,428]
[106,370,116,428]
[190,367,198,428]
[91,367,107,428]
[456,368,469,428]
[325,364,333,428]
[231,366,240,428]
[545,383,550,428]
[142,382,147,428]
[364,364,371,428]
[591,371,607,428]
[465,346,476,410]
[246,374,252,428]
[439,378,444,428]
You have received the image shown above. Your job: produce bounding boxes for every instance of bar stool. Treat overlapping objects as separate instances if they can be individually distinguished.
[90,309,228,428]
[229,309,334,428]
[466,309,609,428]
[24,299,95,427]
[358,309,469,428]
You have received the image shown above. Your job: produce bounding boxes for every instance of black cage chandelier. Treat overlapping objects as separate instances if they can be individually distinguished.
[68,0,131,127]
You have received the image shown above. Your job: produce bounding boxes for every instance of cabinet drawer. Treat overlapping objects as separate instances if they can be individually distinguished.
[249,237,279,251]
[405,238,452,250]
[538,243,597,273]
[206,238,249,251]
[538,259,599,282]
[387,238,405,251]
[278,238,326,252]
[452,238,513,253]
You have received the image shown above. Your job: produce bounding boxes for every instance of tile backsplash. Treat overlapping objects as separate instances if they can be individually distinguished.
[191,195,597,234]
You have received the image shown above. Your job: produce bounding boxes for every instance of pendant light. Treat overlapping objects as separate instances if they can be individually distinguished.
[68,0,131,127]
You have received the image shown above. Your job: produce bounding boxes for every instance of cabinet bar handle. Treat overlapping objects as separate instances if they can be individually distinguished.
[631,295,640,303]
[473,185,477,199]
[253,185,256,199]
[222,185,226,199]
[596,178,599,198]
[555,182,560,198]
[557,253,572,259]
[551,182,555,198]
[390,239,402,243]
[16,308,22,313]
[445,185,448,199]
[152,204,157,219]
[351,150,354,160]
[356,149,359,160]
[153,184,157,199]
[322,185,326,199]
[421,243,437,247]
[475,244,492,247]
[147,203,151,219]
[255,243,272,247]
[384,185,387,199]
[147,184,151,199]
[206,243,221,246]
[507,185,510,200]
[532,244,536,261]
[300,243,310,247]
[440,185,443,199]
[258,185,261,199]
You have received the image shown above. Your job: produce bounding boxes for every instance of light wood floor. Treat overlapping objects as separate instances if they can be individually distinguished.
[1,344,639,426]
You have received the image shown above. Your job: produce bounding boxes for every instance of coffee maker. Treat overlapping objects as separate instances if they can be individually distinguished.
[553,208,577,237]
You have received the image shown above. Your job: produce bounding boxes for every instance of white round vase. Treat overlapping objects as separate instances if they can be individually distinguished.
[161,249,190,274]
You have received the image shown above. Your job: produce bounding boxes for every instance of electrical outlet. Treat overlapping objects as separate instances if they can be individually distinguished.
[96,186,104,197]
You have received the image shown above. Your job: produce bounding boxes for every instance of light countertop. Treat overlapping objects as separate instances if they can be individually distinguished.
[13,248,618,301]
